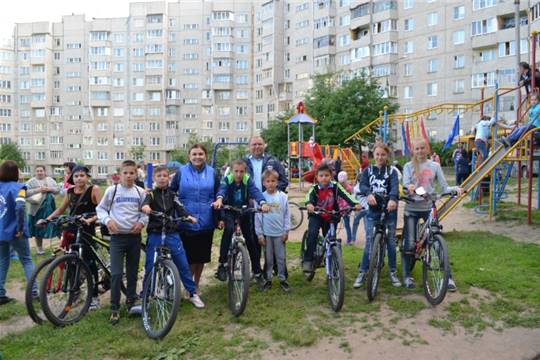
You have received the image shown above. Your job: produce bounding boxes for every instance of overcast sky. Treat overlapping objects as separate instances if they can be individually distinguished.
[0,0,136,41]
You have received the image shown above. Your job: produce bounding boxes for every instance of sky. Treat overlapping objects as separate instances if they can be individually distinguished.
[0,0,137,41]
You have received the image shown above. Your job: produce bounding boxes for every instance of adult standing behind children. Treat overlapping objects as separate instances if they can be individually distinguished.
[97,160,148,325]
[0,161,37,305]
[26,165,60,255]
[170,144,220,295]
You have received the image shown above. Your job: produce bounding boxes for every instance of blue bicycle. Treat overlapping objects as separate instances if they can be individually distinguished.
[300,207,353,312]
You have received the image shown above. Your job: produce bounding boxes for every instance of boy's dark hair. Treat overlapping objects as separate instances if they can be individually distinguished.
[317,162,332,174]
[63,162,76,170]
[231,159,247,169]
[519,61,530,70]
[0,160,19,182]
[262,169,279,180]
[153,165,169,175]
[121,160,137,169]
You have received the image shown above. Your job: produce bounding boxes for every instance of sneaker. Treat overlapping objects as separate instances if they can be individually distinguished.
[215,264,227,282]
[189,294,205,309]
[261,280,272,291]
[448,278,457,292]
[0,296,14,305]
[501,137,511,148]
[279,281,290,293]
[128,304,142,316]
[353,272,365,288]
[36,250,45,256]
[389,271,401,287]
[109,311,120,325]
[302,261,313,273]
[126,297,140,311]
[254,273,266,287]
[89,297,100,311]
[404,277,415,289]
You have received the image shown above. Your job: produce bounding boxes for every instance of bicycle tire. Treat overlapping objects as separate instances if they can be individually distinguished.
[288,201,304,231]
[327,245,345,312]
[228,241,250,317]
[142,258,181,339]
[422,234,450,305]
[300,230,316,281]
[366,233,384,302]
[40,254,93,326]
[25,256,56,324]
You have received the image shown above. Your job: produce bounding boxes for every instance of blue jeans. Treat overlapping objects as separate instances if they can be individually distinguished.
[351,210,368,243]
[0,237,37,297]
[474,139,488,163]
[508,125,533,145]
[342,214,353,243]
[358,210,398,273]
[145,232,196,295]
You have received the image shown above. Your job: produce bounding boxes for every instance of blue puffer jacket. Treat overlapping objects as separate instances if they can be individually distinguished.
[0,182,29,241]
[170,162,219,233]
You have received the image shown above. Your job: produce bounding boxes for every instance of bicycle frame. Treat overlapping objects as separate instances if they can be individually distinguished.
[323,222,340,276]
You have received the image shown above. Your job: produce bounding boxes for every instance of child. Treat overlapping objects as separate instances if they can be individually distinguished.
[353,143,401,289]
[212,160,269,284]
[41,166,102,309]
[255,170,290,292]
[303,163,361,273]
[141,166,204,308]
[337,171,354,245]
[502,92,540,147]
[96,160,148,325]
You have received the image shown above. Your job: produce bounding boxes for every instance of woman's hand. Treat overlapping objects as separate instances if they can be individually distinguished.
[212,198,223,209]
[387,200,398,211]
[367,194,377,206]
[187,216,197,224]
[36,219,48,227]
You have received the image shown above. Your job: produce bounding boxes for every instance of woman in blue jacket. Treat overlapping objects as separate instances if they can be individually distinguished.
[170,144,220,295]
[0,161,37,305]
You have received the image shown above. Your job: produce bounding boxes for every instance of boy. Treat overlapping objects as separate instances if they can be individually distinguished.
[140,166,205,309]
[303,163,361,273]
[96,160,148,325]
[255,170,290,292]
[212,160,269,284]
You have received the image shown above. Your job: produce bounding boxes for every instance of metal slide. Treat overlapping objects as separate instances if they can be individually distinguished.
[438,127,539,221]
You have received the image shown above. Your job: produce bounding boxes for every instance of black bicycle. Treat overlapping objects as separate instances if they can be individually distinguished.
[38,213,125,326]
[221,205,260,317]
[402,188,456,305]
[141,211,188,339]
[299,207,352,312]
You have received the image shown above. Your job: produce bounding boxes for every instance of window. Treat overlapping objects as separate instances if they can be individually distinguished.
[453,30,465,45]
[427,82,438,96]
[427,12,438,26]
[473,0,496,10]
[427,35,438,49]
[90,31,109,41]
[454,55,465,69]
[453,6,465,20]
[351,3,369,18]
[372,41,397,56]
[471,18,496,36]
[404,0,413,9]
[479,49,496,62]
[428,59,438,73]
[454,79,465,93]
[404,41,413,54]
[339,15,350,27]
[404,86,413,99]
[404,63,413,76]
[404,18,414,31]
[471,72,496,88]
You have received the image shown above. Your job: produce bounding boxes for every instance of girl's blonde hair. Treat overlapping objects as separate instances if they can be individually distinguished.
[372,143,391,166]
[411,138,428,178]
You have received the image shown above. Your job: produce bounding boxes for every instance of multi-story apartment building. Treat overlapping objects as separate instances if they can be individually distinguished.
[4,0,540,176]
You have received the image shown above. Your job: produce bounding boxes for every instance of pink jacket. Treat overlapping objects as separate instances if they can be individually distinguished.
[338,183,353,210]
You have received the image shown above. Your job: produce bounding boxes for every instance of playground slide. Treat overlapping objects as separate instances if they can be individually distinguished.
[302,143,323,183]
[437,127,539,221]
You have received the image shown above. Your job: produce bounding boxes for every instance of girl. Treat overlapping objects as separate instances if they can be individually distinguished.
[41,166,102,309]
[353,144,401,288]
[402,139,463,290]
[337,171,354,245]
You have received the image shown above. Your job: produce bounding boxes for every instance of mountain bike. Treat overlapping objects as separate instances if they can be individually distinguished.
[221,205,260,317]
[38,213,125,326]
[299,207,352,312]
[288,201,303,231]
[402,188,457,305]
[141,210,189,339]
[365,195,392,302]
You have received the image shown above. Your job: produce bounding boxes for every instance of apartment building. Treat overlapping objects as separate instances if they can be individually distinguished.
[0,40,15,151]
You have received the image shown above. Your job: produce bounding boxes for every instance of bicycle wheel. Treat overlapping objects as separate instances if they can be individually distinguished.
[228,241,250,317]
[142,258,181,339]
[288,201,303,231]
[300,231,315,281]
[327,245,345,312]
[422,234,450,305]
[40,254,93,326]
[366,233,384,302]
[25,256,56,324]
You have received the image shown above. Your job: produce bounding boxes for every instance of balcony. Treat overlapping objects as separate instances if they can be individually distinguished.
[278,92,292,101]
[165,98,181,106]
[212,81,233,90]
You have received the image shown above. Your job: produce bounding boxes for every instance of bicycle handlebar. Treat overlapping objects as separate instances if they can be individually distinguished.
[221,205,263,214]
[39,212,96,227]
[401,190,458,203]
[298,206,354,216]
[149,210,191,223]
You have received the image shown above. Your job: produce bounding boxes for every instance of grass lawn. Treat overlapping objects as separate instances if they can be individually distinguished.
[1,231,539,359]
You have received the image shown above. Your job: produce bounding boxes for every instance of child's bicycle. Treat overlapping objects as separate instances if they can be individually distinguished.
[401,187,458,305]
[36,213,126,326]
[221,205,261,317]
[365,194,392,302]
[299,207,353,312]
[142,211,191,339]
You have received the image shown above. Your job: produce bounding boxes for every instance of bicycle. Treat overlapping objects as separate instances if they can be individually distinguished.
[401,187,456,305]
[141,210,188,339]
[37,213,125,326]
[299,207,352,312]
[221,205,260,317]
[288,201,304,231]
[365,194,393,302]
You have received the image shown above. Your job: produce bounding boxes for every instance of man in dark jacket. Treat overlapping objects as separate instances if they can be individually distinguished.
[519,62,540,94]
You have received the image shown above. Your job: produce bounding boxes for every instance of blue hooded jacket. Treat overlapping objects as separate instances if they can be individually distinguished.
[0,182,29,241]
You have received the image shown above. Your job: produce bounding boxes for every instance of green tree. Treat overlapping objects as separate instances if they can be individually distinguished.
[260,108,294,160]
[0,143,26,169]
[129,144,146,162]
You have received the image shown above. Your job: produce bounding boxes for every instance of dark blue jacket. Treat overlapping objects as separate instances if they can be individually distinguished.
[244,154,288,192]
[170,162,220,233]
[216,173,266,208]
[0,182,29,241]
[359,165,399,203]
